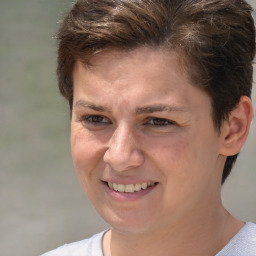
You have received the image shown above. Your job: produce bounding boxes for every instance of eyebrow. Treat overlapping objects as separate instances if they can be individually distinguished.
[74,100,189,114]
[135,105,189,115]
[74,100,110,112]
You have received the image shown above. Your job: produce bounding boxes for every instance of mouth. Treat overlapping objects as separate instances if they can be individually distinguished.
[106,181,157,193]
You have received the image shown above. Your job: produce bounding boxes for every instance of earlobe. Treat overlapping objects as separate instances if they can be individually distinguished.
[220,96,253,156]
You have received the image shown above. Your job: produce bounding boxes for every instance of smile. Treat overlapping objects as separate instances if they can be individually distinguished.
[107,182,156,193]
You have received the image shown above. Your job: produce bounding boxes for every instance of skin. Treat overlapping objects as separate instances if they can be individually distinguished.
[71,47,252,256]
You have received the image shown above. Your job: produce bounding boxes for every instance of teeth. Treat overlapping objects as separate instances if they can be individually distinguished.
[117,184,125,192]
[113,183,118,191]
[125,184,134,192]
[107,182,155,193]
[108,182,113,189]
[134,183,141,191]
[141,183,147,189]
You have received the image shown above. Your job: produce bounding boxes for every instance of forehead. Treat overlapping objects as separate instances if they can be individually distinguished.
[74,47,189,87]
[72,47,212,112]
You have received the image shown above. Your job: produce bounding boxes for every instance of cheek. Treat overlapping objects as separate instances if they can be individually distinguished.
[148,133,191,170]
[71,128,108,200]
[149,129,218,182]
[71,128,104,175]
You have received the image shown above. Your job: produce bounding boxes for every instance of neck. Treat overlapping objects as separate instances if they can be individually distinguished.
[104,204,243,256]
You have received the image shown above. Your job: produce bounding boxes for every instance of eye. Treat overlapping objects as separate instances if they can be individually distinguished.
[87,115,105,122]
[81,115,111,125]
[147,117,174,126]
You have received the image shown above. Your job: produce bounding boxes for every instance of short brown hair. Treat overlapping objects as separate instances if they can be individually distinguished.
[56,0,255,184]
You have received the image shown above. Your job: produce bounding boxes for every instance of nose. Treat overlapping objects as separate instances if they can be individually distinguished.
[103,124,144,172]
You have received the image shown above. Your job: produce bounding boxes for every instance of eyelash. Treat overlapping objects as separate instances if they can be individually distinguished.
[80,115,174,127]
[81,115,111,125]
[146,117,174,127]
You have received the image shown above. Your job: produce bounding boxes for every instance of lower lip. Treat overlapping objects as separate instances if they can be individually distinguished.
[102,182,158,201]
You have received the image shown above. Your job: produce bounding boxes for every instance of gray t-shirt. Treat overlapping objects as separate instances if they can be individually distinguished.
[41,222,256,256]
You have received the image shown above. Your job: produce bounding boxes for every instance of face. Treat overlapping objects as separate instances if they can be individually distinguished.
[71,47,226,234]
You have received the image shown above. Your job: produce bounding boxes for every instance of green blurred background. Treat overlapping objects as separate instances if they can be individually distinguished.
[0,1,255,255]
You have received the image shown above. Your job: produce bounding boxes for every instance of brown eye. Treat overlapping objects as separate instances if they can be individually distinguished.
[82,115,110,124]
[148,118,173,126]
[152,118,168,126]
[88,115,104,122]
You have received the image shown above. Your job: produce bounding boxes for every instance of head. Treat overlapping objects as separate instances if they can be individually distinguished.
[56,0,255,184]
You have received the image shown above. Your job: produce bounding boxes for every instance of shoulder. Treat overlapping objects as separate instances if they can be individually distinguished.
[40,230,106,256]
[216,222,256,256]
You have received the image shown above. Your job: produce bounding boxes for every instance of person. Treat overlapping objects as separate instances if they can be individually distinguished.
[42,0,256,255]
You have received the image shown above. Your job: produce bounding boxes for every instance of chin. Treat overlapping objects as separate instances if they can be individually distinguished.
[99,207,158,235]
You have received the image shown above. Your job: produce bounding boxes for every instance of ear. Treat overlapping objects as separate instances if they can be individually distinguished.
[220,96,253,156]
